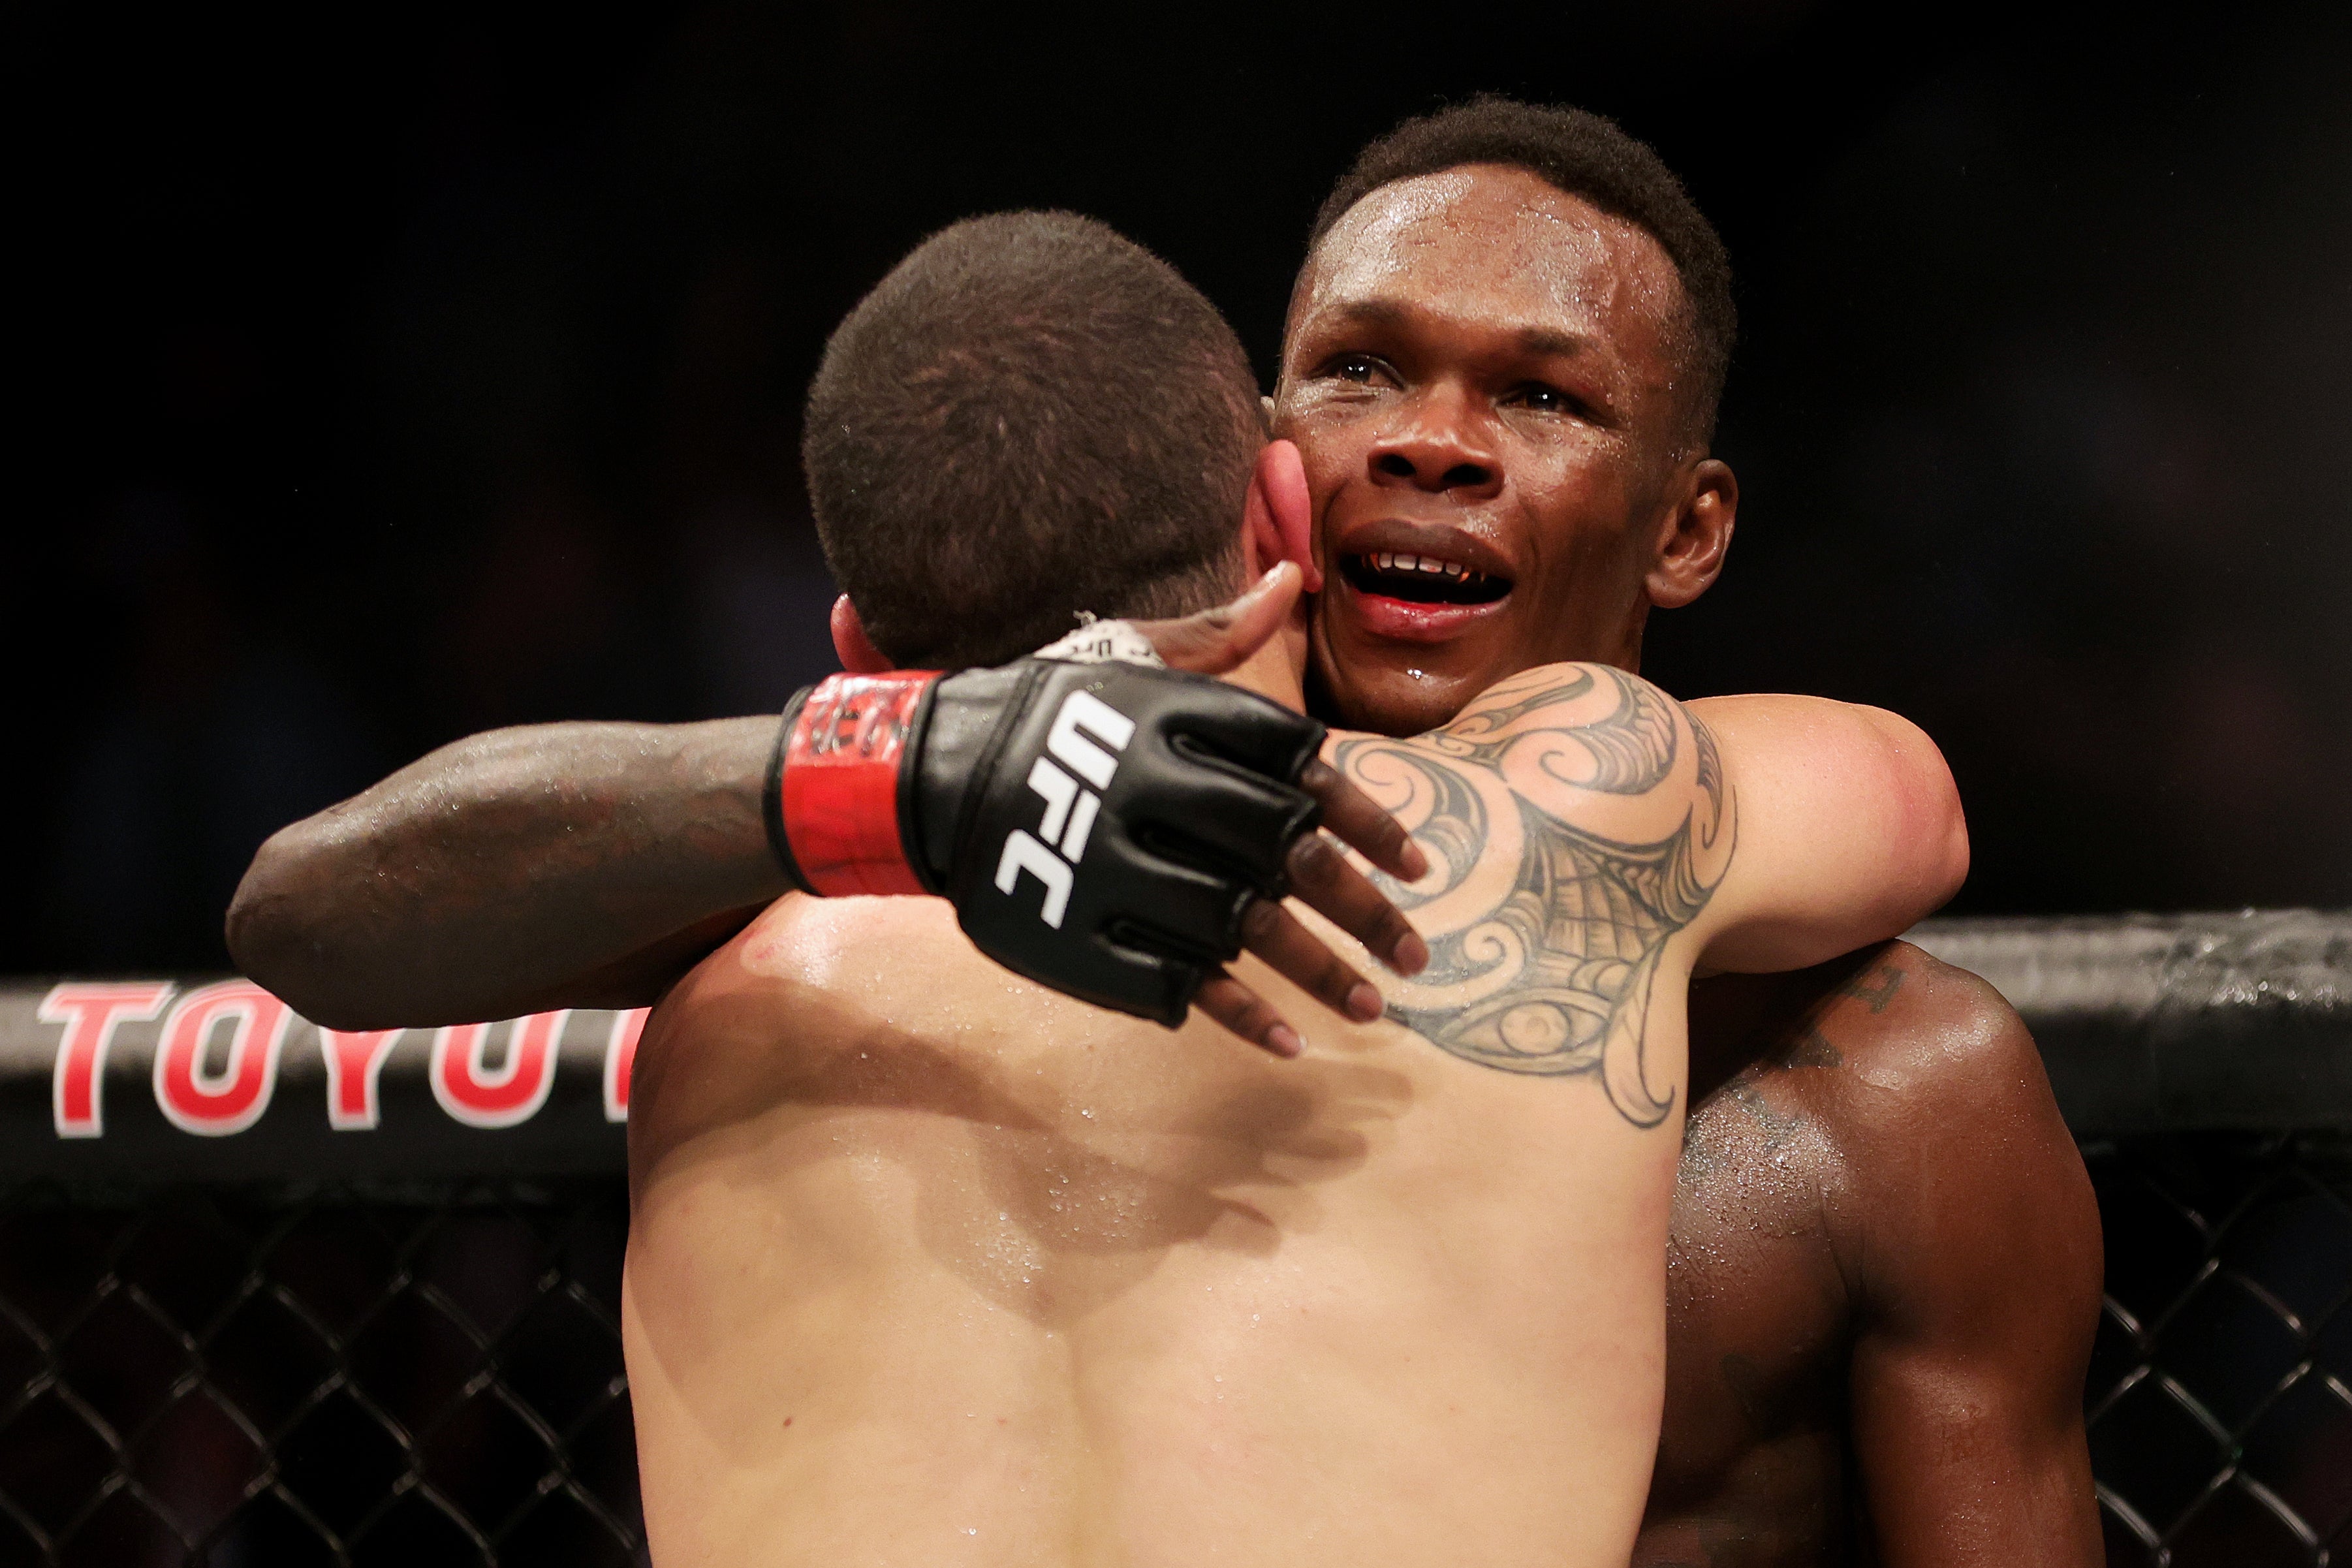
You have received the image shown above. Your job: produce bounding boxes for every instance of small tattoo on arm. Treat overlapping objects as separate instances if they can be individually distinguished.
[1724,1080,1805,1152]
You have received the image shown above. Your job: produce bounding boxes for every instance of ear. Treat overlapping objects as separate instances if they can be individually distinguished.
[1242,439,1321,593]
[829,594,893,672]
[1646,458,1737,610]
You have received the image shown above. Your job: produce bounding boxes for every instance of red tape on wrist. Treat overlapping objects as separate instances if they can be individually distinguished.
[778,671,939,898]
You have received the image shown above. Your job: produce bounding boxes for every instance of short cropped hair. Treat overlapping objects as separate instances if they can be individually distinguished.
[803,212,1264,670]
[1308,97,1736,447]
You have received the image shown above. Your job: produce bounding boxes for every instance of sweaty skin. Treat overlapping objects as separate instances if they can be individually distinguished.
[1642,945,2102,1567]
[1276,164,2102,1562]
[623,636,1965,1568]
[1279,165,1734,738]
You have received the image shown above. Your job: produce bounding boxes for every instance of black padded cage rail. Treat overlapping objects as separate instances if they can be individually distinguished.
[0,910,2347,1565]
[1908,913,2352,1567]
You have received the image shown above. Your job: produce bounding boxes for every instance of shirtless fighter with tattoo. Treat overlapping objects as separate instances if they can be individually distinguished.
[1276,106,2104,1566]
[230,99,2097,1564]
[619,209,1958,1565]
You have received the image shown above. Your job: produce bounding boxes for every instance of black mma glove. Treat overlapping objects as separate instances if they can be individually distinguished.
[763,655,1327,1026]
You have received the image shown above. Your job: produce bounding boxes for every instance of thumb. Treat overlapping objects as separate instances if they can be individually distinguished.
[1133,562,1302,674]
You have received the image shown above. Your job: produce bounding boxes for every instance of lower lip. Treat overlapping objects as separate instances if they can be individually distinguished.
[1336,574,1512,644]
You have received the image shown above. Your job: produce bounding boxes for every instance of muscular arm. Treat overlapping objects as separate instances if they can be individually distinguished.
[1842,962,2103,1567]
[228,571,1431,1039]
[228,719,785,1028]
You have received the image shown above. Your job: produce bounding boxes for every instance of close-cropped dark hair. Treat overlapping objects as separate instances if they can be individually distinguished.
[802,212,1262,670]
[1308,97,1736,448]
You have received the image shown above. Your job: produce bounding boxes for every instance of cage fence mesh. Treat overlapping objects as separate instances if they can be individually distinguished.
[0,1180,642,1567]
[2088,1133,2352,1567]
[0,1138,2347,1566]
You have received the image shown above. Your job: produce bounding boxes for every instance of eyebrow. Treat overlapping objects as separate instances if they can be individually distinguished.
[1323,298,1598,361]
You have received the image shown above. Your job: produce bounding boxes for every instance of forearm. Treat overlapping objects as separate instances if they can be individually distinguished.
[227,717,787,1027]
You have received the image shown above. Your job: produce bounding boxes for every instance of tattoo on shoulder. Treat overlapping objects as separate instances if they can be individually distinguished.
[1428,665,1680,795]
[1691,712,1727,846]
[1334,670,1737,1129]
[1836,956,1905,1013]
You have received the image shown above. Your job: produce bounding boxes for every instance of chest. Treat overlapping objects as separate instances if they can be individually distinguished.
[1652,1074,1855,1494]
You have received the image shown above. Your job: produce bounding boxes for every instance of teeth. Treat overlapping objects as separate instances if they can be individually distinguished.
[1369,551,1472,575]
[1360,551,1496,589]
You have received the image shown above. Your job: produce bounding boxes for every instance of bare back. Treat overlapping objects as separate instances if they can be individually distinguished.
[621,661,1956,1568]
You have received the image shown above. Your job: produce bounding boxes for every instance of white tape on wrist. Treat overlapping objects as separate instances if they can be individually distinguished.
[1032,616,1165,668]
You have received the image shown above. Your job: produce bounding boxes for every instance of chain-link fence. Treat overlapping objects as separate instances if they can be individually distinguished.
[8,913,2352,1565]
[4,1137,2348,1566]
[2090,1135,2352,1566]
[0,1180,642,1567]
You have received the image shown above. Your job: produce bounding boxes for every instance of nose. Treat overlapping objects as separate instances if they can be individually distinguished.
[1368,390,1501,499]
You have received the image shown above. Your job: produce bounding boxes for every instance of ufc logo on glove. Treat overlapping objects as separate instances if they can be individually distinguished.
[996,691,1136,928]
[764,621,1326,1025]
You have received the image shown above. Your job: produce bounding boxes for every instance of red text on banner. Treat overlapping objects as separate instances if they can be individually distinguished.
[320,1029,404,1131]
[153,981,292,1136]
[40,982,176,1138]
[430,1012,567,1129]
[604,1009,648,1123]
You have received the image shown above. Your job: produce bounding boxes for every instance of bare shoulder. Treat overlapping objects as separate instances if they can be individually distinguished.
[630,894,873,1152]
[1814,942,2044,1107]
[1770,941,2071,1172]
[1374,660,1724,830]
[1786,942,2099,1327]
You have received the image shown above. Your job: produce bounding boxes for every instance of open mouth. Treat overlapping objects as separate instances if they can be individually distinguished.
[1340,550,1513,606]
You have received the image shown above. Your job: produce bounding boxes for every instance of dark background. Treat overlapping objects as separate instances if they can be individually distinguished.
[11,1,2350,975]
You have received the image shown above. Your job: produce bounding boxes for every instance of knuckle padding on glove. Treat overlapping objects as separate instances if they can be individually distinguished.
[917,658,1325,1028]
[1123,753,1315,890]
[1137,691,1325,887]
[1163,686,1326,777]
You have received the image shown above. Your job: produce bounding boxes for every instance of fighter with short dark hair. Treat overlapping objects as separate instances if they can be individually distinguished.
[1280,102,2098,1566]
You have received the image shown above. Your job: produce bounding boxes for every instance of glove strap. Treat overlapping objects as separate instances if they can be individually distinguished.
[772,671,941,898]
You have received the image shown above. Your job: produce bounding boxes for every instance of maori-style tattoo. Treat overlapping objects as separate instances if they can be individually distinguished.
[1334,666,1736,1128]
[1691,713,1727,847]
[1428,665,1681,795]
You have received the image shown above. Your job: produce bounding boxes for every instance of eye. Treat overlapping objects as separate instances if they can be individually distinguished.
[1510,383,1584,417]
[1319,353,1393,386]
